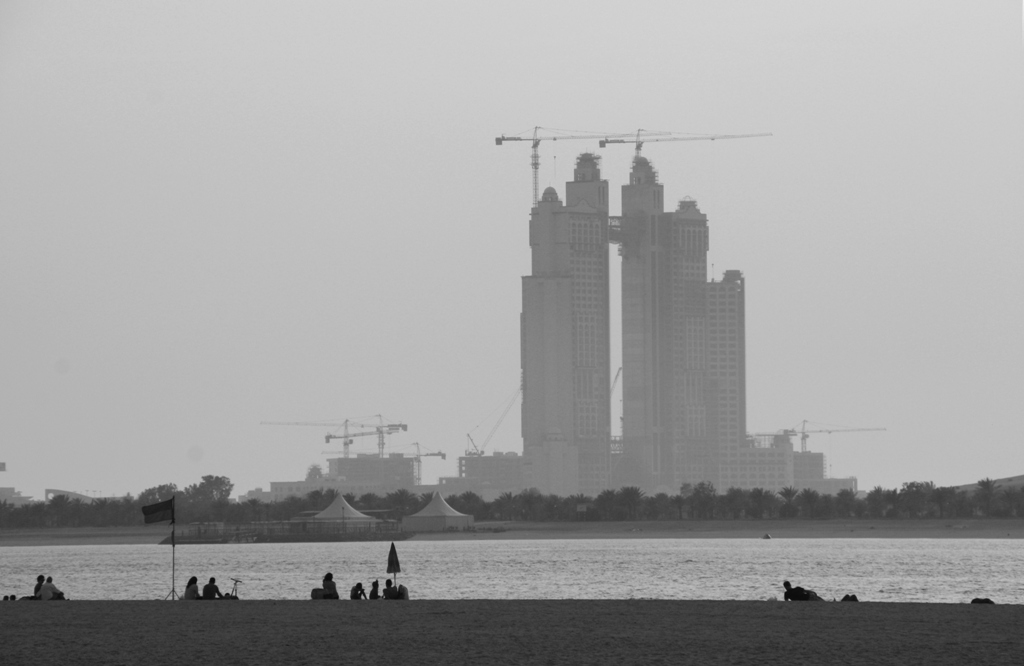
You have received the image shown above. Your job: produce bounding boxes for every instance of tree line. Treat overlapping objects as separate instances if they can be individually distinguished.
[1,476,1021,529]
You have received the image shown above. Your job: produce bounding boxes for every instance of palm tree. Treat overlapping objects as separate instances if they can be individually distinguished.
[595,489,617,520]
[670,493,688,520]
[385,489,419,518]
[691,482,717,520]
[492,491,517,521]
[929,486,957,519]
[517,488,542,521]
[974,478,1000,517]
[796,488,820,518]
[723,487,748,519]
[835,489,858,518]
[617,486,646,520]
[748,488,776,519]
[777,486,798,519]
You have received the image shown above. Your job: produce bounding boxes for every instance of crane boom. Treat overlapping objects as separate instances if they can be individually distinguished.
[753,420,886,453]
[496,127,636,206]
[600,130,773,157]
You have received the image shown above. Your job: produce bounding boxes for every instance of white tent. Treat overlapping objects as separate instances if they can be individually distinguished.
[312,494,378,523]
[402,492,473,532]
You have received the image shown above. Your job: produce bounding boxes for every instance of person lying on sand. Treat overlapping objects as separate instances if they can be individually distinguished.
[783,580,822,601]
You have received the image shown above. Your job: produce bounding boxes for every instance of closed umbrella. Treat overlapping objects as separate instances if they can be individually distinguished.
[387,541,401,585]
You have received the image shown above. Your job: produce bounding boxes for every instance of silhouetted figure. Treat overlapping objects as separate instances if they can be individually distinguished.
[971,598,995,604]
[322,573,339,599]
[382,579,400,599]
[202,577,223,600]
[783,580,822,601]
[350,582,367,600]
[369,580,380,600]
[33,575,44,599]
[38,576,64,601]
[183,577,200,600]
[841,594,859,602]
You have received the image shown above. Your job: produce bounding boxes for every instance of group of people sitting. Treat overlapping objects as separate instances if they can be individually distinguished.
[4,575,67,601]
[313,573,408,600]
[182,576,236,600]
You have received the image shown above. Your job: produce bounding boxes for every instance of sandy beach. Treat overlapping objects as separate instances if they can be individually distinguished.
[2,599,1020,665]
[2,518,1023,547]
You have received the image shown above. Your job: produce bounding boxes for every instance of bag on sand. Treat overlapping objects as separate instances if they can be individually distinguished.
[311,588,325,600]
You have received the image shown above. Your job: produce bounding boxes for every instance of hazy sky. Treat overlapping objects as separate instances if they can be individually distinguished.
[1,2,1021,500]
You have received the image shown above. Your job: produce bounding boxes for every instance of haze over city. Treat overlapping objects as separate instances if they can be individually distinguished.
[1,2,1022,500]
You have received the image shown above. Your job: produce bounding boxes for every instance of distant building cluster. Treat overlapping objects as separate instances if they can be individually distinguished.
[245,152,855,503]
[519,153,855,496]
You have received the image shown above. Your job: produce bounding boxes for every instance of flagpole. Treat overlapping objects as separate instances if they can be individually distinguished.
[171,496,178,599]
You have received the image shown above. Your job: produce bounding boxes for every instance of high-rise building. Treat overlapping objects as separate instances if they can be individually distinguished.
[520,152,751,496]
[520,154,611,496]
[618,157,746,492]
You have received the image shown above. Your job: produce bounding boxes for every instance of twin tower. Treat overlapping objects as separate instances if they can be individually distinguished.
[521,153,746,496]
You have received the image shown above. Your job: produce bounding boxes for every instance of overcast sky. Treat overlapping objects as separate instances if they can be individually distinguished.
[1,2,1022,500]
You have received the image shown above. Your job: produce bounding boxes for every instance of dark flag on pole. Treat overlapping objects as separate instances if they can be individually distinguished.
[142,497,175,524]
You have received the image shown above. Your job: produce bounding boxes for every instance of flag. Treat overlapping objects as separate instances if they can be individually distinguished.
[142,497,174,524]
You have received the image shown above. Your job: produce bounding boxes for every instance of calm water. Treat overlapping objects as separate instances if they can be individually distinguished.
[2,539,1020,603]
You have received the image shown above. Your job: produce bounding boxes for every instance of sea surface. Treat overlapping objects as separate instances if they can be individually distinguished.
[2,539,1020,603]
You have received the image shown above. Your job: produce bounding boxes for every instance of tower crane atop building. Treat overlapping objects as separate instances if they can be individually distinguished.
[753,420,886,453]
[495,127,637,206]
[262,415,407,458]
[600,129,773,157]
[408,442,446,486]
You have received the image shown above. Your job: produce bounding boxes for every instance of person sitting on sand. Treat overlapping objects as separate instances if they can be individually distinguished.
[783,580,822,601]
[183,577,200,600]
[350,582,367,600]
[369,580,380,600]
[322,573,339,599]
[202,577,224,600]
[382,579,400,600]
[38,576,64,601]
[33,575,45,599]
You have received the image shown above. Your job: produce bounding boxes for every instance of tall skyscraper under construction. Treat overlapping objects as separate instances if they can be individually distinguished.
[618,156,746,492]
[521,152,745,495]
[520,153,611,496]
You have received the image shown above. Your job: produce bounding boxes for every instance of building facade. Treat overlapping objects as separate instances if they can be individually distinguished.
[617,156,745,492]
[521,154,611,496]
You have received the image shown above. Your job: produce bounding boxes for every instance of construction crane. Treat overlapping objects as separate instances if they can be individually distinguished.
[495,126,637,206]
[754,420,886,453]
[465,384,522,457]
[408,442,446,486]
[599,128,773,157]
[262,416,407,458]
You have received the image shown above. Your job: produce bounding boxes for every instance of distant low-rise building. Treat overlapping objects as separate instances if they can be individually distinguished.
[438,451,524,501]
[718,435,794,491]
[0,487,35,506]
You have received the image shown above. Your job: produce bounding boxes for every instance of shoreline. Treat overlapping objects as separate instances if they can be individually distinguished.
[2,600,1021,665]
[2,518,1023,547]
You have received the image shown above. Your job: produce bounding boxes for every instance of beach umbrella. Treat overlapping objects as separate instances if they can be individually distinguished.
[387,541,401,584]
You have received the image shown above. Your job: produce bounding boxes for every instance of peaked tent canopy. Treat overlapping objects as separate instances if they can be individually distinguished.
[402,492,473,532]
[310,494,378,522]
